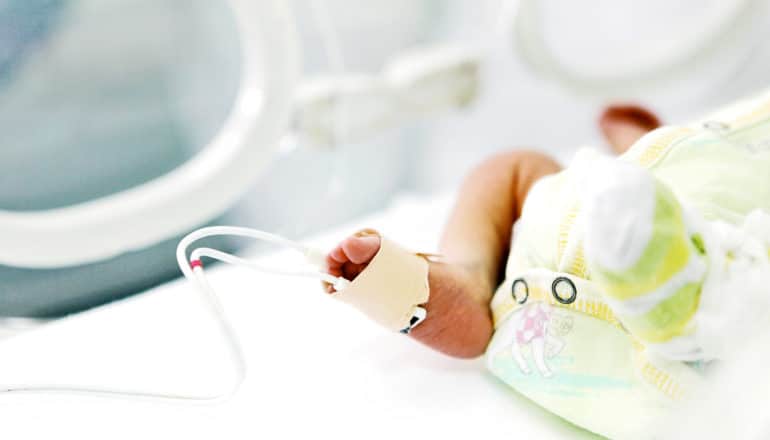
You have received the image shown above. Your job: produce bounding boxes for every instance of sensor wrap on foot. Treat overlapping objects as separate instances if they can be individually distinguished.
[332,229,430,332]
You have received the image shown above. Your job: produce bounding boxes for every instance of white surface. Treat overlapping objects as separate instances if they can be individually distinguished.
[0,194,594,439]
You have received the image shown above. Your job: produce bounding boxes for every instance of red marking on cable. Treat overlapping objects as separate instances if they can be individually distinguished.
[190,259,203,269]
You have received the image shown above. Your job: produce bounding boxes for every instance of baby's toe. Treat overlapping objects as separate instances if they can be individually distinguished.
[341,235,381,264]
[325,254,344,277]
[329,245,348,264]
[324,234,382,292]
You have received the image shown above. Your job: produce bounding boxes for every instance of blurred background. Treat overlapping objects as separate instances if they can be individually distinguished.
[1,0,770,318]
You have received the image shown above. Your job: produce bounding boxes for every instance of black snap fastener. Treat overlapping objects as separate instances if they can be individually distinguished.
[551,276,577,304]
[511,278,529,304]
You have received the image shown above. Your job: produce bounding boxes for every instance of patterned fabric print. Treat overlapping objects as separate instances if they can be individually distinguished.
[516,302,549,344]
[487,269,695,440]
[491,271,622,331]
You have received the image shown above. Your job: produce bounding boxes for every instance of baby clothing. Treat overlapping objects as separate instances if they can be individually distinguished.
[486,90,770,439]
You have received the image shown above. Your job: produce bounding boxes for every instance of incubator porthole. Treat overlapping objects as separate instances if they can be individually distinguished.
[512,278,529,304]
[511,0,764,100]
[551,277,577,305]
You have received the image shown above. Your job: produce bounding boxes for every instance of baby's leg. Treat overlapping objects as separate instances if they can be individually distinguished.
[327,151,561,358]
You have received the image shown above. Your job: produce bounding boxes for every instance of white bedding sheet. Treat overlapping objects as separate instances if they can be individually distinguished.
[0,193,595,439]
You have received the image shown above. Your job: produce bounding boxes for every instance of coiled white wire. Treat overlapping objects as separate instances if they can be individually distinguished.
[178,227,334,283]
[0,226,346,401]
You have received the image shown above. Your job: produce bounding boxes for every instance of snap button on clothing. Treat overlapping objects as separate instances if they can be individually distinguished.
[552,276,577,304]
[512,278,529,304]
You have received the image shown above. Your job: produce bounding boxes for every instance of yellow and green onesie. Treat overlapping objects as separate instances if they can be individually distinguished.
[486,90,770,439]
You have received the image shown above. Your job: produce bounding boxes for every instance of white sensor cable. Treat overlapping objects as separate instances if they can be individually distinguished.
[178,226,349,291]
[0,226,347,402]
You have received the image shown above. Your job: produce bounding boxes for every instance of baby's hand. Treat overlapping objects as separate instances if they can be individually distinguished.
[324,233,381,293]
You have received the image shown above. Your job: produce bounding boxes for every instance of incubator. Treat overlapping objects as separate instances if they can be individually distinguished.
[1,0,770,437]
[1,0,765,315]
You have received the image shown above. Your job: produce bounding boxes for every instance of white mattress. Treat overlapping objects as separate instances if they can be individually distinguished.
[0,193,595,439]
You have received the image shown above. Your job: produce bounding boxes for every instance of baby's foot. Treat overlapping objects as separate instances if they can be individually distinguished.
[324,234,381,293]
[325,231,494,358]
[599,104,661,155]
